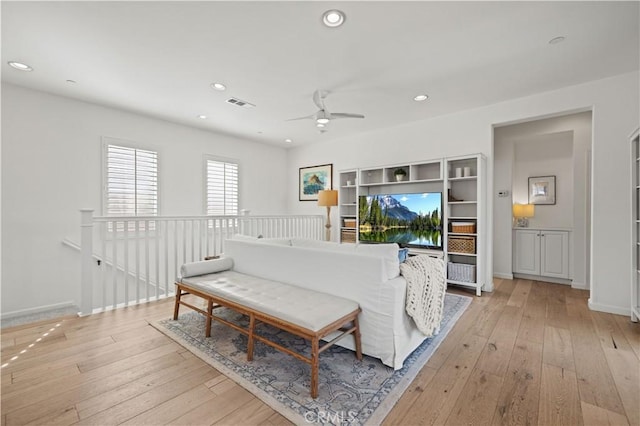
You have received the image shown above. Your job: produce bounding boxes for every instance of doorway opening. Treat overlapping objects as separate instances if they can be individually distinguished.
[492,110,593,291]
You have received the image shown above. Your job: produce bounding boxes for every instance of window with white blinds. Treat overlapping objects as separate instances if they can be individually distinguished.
[206,158,238,216]
[105,143,158,217]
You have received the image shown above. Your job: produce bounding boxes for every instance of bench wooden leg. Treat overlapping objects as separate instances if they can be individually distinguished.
[247,314,256,361]
[353,315,363,361]
[173,285,182,320]
[205,299,214,337]
[311,337,319,399]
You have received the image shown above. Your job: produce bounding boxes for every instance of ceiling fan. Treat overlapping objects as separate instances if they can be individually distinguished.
[287,90,365,132]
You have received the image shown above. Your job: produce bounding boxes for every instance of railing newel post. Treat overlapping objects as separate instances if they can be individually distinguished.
[80,209,95,316]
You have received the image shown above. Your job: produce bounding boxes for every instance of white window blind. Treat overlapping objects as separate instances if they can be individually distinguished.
[106,144,158,217]
[206,159,238,216]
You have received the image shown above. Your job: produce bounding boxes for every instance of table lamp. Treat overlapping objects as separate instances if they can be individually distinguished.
[318,190,338,241]
[513,203,535,227]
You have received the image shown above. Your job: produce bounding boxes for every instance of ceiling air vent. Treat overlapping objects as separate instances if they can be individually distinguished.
[225,97,256,108]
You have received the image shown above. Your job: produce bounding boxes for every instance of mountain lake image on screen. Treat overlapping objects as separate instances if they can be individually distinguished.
[358,192,442,249]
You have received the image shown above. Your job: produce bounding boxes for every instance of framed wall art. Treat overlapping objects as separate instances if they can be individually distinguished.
[299,164,332,201]
[528,175,556,205]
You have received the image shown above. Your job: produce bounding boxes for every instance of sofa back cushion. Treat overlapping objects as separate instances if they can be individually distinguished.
[290,238,355,252]
[231,234,291,246]
[225,239,389,287]
[356,243,400,279]
[289,239,399,279]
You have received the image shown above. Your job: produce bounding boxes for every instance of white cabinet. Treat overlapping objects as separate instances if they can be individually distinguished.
[631,128,639,321]
[513,229,540,275]
[514,229,570,279]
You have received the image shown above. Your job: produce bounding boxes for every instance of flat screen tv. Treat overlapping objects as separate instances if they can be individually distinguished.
[358,192,442,250]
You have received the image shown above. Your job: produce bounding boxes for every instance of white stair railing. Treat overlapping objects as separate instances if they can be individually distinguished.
[78,210,324,315]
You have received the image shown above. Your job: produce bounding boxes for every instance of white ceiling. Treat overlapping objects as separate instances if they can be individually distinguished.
[2,1,638,148]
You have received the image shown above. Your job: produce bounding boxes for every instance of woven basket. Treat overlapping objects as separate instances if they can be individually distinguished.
[447,262,476,283]
[447,236,475,254]
[341,229,356,243]
[451,222,476,233]
[343,219,357,228]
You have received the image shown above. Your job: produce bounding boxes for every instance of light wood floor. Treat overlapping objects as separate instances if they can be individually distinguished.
[1,279,638,425]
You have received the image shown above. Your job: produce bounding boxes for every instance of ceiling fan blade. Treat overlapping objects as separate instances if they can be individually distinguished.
[312,90,327,110]
[285,114,316,121]
[330,113,365,120]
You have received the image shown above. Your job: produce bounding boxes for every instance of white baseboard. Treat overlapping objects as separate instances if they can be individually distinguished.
[512,273,571,285]
[588,299,630,316]
[1,301,77,321]
[571,281,588,290]
[493,272,513,280]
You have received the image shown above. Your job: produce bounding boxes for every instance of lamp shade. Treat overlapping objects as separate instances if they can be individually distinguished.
[513,203,535,218]
[317,190,338,207]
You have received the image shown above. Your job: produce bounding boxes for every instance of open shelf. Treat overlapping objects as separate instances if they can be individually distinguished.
[447,279,477,286]
[445,155,485,296]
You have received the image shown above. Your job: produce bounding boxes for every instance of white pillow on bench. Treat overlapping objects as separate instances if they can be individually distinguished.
[180,257,233,278]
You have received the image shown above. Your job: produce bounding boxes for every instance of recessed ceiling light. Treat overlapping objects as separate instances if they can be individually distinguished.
[322,10,345,28]
[197,115,207,119]
[413,94,429,102]
[211,82,226,91]
[548,36,566,45]
[284,138,293,143]
[8,61,33,71]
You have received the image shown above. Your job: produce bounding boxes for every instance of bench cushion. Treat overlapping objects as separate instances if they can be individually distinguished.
[181,270,359,332]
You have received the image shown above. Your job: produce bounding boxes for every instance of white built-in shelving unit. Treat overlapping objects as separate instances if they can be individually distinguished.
[631,128,639,322]
[338,154,486,296]
[445,155,486,296]
[338,170,358,244]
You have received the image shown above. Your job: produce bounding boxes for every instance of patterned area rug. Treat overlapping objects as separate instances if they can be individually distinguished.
[153,293,471,425]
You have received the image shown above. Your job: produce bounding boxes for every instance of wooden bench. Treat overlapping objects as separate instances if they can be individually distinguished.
[173,271,362,398]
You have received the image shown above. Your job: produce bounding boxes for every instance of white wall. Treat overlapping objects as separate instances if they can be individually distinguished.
[1,83,289,316]
[494,112,592,288]
[513,133,574,227]
[287,72,639,315]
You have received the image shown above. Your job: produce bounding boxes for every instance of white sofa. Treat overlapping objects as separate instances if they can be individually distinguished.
[223,236,428,370]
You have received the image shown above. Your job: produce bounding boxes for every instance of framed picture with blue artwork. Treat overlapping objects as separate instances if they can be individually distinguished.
[299,163,332,201]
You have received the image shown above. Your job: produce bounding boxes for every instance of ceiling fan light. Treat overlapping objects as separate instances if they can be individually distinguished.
[316,123,325,128]
[316,118,330,124]
[322,10,345,28]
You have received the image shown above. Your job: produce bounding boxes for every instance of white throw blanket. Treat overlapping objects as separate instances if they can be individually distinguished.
[400,255,446,337]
